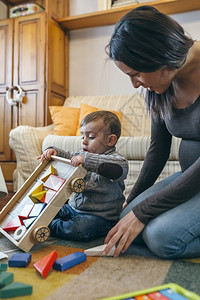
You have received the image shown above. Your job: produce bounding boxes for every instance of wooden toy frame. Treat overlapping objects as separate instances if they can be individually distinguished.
[0,156,87,252]
[101,283,200,300]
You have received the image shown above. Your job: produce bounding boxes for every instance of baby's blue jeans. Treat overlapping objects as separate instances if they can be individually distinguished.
[121,172,200,259]
[49,203,116,242]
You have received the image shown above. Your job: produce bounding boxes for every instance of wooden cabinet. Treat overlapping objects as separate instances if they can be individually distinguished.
[0,0,68,191]
[13,13,46,129]
[0,18,13,162]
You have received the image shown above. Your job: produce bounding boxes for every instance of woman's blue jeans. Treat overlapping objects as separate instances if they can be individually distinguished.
[49,204,116,242]
[121,172,200,259]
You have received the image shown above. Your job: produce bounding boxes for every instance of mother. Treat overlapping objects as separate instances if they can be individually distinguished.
[103,5,200,259]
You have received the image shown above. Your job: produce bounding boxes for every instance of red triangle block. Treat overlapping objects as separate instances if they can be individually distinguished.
[34,251,58,279]
[3,216,23,232]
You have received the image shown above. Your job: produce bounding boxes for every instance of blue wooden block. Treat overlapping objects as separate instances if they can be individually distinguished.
[160,289,188,300]
[53,252,86,271]
[8,253,31,268]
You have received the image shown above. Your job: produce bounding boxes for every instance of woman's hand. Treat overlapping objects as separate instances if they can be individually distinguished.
[37,148,57,162]
[71,155,84,167]
[103,211,145,257]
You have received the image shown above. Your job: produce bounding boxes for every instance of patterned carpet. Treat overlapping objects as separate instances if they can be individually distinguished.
[0,234,200,300]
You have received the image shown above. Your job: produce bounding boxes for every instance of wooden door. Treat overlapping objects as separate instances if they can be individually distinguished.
[0,19,13,161]
[46,18,68,124]
[13,12,46,128]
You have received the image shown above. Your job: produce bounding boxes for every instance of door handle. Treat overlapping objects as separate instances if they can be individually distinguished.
[6,85,25,106]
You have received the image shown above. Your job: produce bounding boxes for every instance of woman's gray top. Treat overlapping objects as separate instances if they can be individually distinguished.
[127,96,200,224]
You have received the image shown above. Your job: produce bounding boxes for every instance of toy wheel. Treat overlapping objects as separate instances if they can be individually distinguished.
[33,226,50,243]
[71,177,85,193]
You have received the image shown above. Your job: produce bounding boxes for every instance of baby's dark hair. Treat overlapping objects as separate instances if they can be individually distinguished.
[81,110,121,140]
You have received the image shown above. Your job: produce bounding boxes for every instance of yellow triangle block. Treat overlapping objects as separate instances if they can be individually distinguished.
[41,165,56,183]
[32,190,47,200]
[29,184,46,203]
[31,184,43,194]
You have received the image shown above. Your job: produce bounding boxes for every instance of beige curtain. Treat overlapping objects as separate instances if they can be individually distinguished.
[0,166,8,198]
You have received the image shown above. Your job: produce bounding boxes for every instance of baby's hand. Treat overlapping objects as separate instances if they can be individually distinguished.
[37,148,57,162]
[122,201,128,210]
[71,155,84,167]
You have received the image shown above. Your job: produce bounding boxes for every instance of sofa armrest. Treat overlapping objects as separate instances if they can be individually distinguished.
[9,125,53,191]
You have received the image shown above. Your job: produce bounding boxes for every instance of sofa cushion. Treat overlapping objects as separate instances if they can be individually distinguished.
[76,103,98,136]
[49,106,80,136]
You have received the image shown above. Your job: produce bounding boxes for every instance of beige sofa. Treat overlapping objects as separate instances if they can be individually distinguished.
[9,94,181,197]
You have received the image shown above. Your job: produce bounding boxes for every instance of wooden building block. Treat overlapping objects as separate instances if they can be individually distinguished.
[0,263,7,272]
[84,244,116,256]
[53,252,86,271]
[41,165,56,182]
[0,281,32,298]
[3,216,23,232]
[0,272,13,288]
[34,251,58,279]
[29,203,46,218]
[8,253,31,268]
[41,189,56,204]
[23,217,37,229]
[31,191,47,202]
[43,175,66,191]
[18,204,34,219]
[29,184,43,203]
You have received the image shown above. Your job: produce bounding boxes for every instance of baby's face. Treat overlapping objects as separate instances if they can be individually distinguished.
[81,119,110,154]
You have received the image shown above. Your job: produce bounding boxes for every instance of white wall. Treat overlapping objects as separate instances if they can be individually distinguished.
[69,1,200,96]
[0,1,7,20]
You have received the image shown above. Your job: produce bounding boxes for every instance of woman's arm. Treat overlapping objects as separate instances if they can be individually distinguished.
[133,153,200,224]
[103,117,172,257]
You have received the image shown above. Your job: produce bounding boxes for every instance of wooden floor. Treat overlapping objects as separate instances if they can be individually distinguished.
[0,193,14,211]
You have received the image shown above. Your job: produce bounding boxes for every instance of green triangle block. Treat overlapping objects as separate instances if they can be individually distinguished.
[23,217,37,229]
[0,281,32,298]
[0,272,13,288]
[0,264,7,272]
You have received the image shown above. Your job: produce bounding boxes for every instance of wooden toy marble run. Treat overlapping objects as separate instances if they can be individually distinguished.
[0,156,87,252]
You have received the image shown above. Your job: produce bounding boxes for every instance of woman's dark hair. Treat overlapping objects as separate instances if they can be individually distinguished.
[81,110,121,140]
[106,5,194,119]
